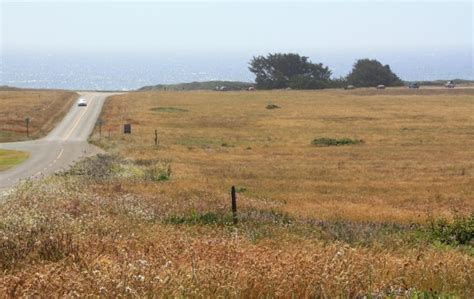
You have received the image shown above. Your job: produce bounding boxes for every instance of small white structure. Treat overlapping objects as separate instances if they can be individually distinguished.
[376,85,386,89]
[215,86,228,91]
[445,81,455,88]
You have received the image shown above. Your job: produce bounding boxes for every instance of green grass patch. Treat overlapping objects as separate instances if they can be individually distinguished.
[0,149,30,171]
[312,137,364,147]
[235,186,247,193]
[150,107,188,113]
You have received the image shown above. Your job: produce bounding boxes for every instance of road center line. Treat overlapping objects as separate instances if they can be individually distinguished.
[63,98,92,140]
[56,148,64,161]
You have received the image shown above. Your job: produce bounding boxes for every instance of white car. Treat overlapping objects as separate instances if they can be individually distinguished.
[78,98,87,106]
[445,81,455,88]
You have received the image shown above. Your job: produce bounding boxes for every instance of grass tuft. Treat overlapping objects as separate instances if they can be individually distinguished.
[312,137,364,146]
[150,107,188,113]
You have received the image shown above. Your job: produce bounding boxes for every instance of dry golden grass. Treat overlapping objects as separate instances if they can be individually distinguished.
[0,90,77,142]
[94,89,474,223]
[0,174,472,297]
[1,88,473,297]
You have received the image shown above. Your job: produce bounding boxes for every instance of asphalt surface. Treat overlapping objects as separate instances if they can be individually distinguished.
[0,92,117,190]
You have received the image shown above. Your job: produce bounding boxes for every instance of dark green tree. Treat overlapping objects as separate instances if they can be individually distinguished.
[249,53,332,89]
[347,59,403,87]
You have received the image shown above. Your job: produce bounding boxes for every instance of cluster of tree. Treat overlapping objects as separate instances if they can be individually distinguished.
[249,53,403,89]
[346,59,403,87]
[249,53,332,89]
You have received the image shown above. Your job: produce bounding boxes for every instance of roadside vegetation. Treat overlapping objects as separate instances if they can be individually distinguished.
[0,89,77,142]
[1,89,473,296]
[0,149,29,171]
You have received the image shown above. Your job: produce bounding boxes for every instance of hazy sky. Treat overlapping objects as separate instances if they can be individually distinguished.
[2,0,472,55]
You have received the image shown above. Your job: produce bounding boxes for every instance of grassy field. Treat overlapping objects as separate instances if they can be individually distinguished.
[0,149,29,171]
[0,90,78,142]
[95,88,474,222]
[1,88,473,297]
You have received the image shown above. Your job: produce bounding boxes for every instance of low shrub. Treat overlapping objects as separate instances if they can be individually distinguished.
[266,103,281,109]
[65,154,119,179]
[235,186,247,193]
[144,164,171,182]
[428,214,473,246]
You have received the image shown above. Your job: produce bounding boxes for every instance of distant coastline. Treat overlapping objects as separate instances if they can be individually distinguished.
[1,50,472,90]
[3,78,474,93]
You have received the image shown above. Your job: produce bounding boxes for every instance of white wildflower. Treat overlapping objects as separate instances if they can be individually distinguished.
[138,259,149,266]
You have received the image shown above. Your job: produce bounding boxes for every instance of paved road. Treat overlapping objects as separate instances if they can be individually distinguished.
[0,92,117,190]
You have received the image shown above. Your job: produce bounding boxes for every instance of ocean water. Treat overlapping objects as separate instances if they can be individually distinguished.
[1,50,472,90]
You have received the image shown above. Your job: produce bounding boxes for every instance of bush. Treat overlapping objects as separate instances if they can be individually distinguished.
[266,103,281,109]
[428,214,474,245]
[312,137,364,147]
[144,164,171,181]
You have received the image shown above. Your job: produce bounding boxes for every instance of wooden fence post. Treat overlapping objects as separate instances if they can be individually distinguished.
[231,186,237,225]
[25,117,30,138]
[97,119,103,138]
[155,129,158,146]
